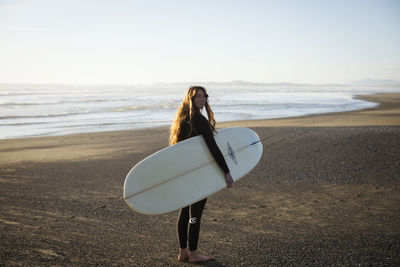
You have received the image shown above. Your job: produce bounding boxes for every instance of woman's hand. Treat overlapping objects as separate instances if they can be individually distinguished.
[225,172,233,188]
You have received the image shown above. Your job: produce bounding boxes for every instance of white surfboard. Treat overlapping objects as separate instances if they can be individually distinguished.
[123,127,263,215]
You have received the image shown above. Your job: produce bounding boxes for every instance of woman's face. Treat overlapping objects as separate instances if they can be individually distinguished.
[193,89,207,110]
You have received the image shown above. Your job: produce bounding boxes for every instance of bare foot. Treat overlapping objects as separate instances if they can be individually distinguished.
[189,250,212,263]
[177,248,189,261]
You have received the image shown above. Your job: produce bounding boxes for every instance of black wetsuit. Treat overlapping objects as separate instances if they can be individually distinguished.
[177,112,230,251]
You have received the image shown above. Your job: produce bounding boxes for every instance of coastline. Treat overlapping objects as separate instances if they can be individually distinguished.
[220,93,400,128]
[1,92,399,142]
[1,93,399,166]
[1,93,399,266]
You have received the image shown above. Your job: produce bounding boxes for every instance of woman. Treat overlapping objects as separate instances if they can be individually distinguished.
[169,86,233,263]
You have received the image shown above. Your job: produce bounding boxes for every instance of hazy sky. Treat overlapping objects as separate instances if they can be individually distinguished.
[1,0,399,84]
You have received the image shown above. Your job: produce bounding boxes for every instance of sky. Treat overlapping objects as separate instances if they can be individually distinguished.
[0,0,399,85]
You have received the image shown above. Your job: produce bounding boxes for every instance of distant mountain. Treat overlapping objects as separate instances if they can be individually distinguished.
[348,79,400,86]
[227,80,300,86]
[150,80,343,88]
[149,79,400,89]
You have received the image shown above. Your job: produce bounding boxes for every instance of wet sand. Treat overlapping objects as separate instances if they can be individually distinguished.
[1,93,399,266]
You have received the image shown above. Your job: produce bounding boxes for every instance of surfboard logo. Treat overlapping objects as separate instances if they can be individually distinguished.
[227,142,238,165]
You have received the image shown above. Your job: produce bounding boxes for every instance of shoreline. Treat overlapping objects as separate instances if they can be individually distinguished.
[1,93,399,143]
[219,93,400,128]
[1,93,399,166]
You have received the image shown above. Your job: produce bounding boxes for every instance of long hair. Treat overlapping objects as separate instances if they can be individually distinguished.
[169,86,216,145]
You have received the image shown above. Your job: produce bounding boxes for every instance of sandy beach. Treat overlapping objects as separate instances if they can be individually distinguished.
[1,93,399,266]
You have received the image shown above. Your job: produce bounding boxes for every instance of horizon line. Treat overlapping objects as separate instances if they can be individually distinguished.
[1,79,400,87]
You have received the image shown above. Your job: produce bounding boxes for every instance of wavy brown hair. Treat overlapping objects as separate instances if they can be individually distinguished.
[169,86,216,145]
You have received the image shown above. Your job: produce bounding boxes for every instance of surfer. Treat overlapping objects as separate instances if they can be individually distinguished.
[169,86,233,263]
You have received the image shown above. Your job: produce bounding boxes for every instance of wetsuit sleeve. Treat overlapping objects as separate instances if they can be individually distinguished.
[194,114,230,174]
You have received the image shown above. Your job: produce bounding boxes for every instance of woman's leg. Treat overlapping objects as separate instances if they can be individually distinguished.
[188,198,207,251]
[177,206,189,249]
[177,206,190,260]
[177,199,210,262]
[187,198,211,262]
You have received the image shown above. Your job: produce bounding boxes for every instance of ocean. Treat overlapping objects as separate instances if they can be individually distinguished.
[0,82,398,139]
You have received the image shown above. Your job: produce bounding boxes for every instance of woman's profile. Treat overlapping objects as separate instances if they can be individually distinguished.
[169,86,233,263]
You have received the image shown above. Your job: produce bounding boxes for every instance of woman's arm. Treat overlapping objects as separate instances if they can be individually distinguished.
[195,114,233,187]
[194,114,230,174]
